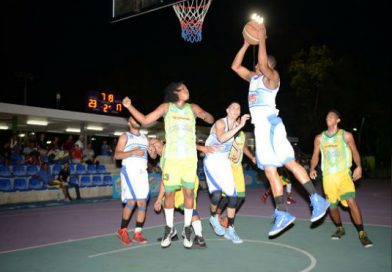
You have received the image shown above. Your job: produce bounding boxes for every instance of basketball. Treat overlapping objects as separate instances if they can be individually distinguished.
[242,21,260,45]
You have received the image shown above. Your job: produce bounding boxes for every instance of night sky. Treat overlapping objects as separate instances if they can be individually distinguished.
[2,0,390,153]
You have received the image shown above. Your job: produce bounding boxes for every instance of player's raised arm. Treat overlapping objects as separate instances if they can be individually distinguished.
[122,97,168,126]
[256,24,279,85]
[231,42,256,82]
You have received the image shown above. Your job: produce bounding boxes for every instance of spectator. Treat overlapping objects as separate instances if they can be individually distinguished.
[75,136,84,149]
[71,144,83,163]
[57,162,81,201]
[83,143,95,164]
[100,140,112,156]
[63,135,74,152]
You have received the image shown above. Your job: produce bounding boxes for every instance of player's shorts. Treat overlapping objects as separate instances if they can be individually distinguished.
[120,165,149,203]
[231,163,245,197]
[162,158,197,192]
[254,114,295,170]
[322,169,355,208]
[173,176,200,210]
[204,155,236,197]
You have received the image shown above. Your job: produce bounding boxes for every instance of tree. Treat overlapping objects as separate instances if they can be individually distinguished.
[288,45,334,134]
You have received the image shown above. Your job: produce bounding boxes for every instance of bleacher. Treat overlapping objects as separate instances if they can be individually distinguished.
[0,159,117,205]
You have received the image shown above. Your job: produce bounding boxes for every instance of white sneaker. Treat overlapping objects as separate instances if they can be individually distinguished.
[183,226,193,249]
[161,226,174,248]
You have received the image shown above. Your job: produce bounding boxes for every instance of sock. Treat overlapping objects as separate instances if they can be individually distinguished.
[164,208,174,228]
[184,208,193,227]
[303,181,317,195]
[274,195,287,211]
[192,220,202,236]
[228,217,235,227]
[286,183,292,194]
[355,224,364,232]
[135,221,144,232]
[120,218,130,229]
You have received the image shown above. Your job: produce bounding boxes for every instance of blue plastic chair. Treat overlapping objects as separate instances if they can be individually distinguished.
[97,164,108,174]
[14,178,28,191]
[26,165,38,176]
[29,177,43,190]
[76,164,86,175]
[92,175,103,186]
[0,166,12,177]
[0,179,13,192]
[103,175,113,186]
[13,165,26,176]
[87,164,97,174]
[52,164,62,176]
[80,175,92,187]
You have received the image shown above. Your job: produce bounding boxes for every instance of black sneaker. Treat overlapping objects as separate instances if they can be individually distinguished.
[359,231,373,248]
[192,235,207,248]
[160,226,174,248]
[331,227,345,240]
[183,226,193,249]
[157,228,178,242]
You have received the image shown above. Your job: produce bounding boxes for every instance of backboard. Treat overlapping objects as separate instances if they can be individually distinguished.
[112,0,186,23]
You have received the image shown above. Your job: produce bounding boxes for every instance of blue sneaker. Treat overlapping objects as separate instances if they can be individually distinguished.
[268,209,296,236]
[310,194,330,222]
[209,216,225,236]
[224,226,243,244]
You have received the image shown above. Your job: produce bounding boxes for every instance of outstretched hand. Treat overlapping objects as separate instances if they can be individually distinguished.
[122,97,132,108]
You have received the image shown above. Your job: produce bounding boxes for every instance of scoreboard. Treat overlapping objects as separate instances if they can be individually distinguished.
[87,91,123,114]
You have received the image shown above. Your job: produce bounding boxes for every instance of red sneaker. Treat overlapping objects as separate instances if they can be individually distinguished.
[220,216,228,229]
[117,228,132,245]
[286,196,296,205]
[133,231,148,244]
[261,192,269,203]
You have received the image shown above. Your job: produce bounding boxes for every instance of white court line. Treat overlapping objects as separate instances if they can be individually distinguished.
[88,238,317,272]
[237,213,392,228]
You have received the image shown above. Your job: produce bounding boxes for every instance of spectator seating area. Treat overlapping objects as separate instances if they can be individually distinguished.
[0,162,116,205]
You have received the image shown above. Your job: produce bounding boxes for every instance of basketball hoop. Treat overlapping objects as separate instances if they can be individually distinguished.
[173,0,212,43]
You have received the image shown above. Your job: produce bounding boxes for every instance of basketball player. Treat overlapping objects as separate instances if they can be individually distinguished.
[217,130,256,228]
[204,102,250,243]
[231,23,330,236]
[152,139,216,248]
[122,82,214,249]
[115,117,158,245]
[310,110,373,247]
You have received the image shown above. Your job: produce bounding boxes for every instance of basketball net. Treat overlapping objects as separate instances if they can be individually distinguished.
[173,0,212,43]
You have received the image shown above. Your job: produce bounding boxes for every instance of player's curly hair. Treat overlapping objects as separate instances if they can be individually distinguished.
[163,81,183,102]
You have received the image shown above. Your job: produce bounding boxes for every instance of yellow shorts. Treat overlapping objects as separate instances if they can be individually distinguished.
[231,163,245,197]
[173,176,199,210]
[162,158,197,192]
[323,169,355,208]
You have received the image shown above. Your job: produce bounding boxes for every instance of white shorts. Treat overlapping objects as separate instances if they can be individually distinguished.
[254,114,295,169]
[203,155,236,197]
[120,165,149,203]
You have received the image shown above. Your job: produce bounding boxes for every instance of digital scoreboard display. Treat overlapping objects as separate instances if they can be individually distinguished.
[87,91,123,114]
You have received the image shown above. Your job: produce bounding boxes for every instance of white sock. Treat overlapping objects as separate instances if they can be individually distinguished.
[135,227,142,233]
[192,220,202,236]
[164,208,174,228]
[184,208,193,227]
[286,183,292,194]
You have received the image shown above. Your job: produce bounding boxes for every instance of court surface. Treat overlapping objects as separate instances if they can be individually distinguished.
[0,179,390,272]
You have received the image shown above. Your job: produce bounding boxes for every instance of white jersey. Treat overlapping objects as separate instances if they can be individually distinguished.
[205,117,236,158]
[248,74,280,123]
[121,132,148,168]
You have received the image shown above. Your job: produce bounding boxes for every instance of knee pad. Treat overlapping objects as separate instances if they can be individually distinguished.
[192,209,199,217]
[210,191,222,206]
[227,196,238,209]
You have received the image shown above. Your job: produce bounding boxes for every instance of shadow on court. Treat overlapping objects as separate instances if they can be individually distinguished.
[0,215,390,272]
